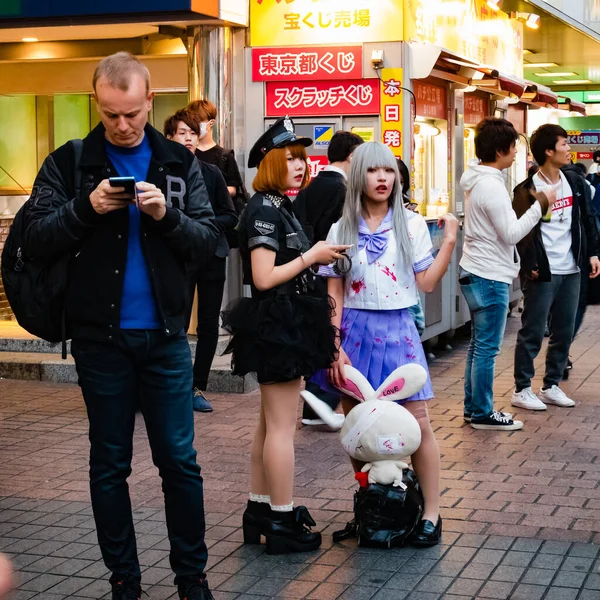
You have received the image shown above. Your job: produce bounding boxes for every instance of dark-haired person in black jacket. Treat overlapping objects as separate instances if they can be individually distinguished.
[511,124,600,414]
[23,53,218,600]
[294,130,363,430]
[164,108,238,413]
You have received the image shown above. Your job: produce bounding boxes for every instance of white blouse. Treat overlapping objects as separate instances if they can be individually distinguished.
[323,209,434,310]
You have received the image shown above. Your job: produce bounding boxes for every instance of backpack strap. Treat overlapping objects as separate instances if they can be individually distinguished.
[60,139,83,359]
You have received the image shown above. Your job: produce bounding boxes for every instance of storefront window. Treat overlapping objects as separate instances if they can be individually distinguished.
[54,95,92,149]
[0,95,37,193]
[151,93,188,133]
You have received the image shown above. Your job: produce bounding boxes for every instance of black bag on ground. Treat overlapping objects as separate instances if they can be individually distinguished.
[333,469,424,548]
[1,140,82,350]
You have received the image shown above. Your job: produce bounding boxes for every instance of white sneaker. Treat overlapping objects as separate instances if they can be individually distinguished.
[511,387,547,411]
[301,414,345,431]
[538,385,576,407]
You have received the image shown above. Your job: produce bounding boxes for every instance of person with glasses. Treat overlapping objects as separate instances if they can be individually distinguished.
[221,117,350,554]
[311,142,458,547]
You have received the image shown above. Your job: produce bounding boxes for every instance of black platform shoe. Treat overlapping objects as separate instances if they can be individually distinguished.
[410,517,442,547]
[264,506,322,555]
[242,500,271,544]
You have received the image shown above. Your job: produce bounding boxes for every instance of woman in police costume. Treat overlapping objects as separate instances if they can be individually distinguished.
[222,117,349,554]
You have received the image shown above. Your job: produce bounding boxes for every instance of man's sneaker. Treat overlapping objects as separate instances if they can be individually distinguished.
[193,388,213,413]
[511,387,547,411]
[178,577,214,600]
[111,580,142,600]
[470,411,524,431]
[464,411,512,423]
[301,414,345,431]
[539,385,576,407]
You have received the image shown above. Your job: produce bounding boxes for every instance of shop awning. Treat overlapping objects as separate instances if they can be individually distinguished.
[521,82,558,108]
[558,96,587,116]
[408,42,527,101]
[471,70,527,100]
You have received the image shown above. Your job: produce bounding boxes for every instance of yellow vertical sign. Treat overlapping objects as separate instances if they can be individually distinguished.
[380,68,403,158]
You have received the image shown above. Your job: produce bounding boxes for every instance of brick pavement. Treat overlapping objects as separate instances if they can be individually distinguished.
[2,307,600,599]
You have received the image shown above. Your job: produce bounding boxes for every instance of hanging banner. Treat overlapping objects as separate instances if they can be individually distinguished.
[464,94,488,125]
[380,68,403,157]
[414,81,447,120]
[250,0,404,47]
[252,46,362,81]
[265,79,380,117]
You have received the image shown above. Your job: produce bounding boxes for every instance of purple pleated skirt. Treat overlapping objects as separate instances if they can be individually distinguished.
[310,307,434,402]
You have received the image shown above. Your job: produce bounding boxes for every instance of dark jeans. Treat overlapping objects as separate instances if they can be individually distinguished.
[189,256,226,391]
[574,264,589,338]
[514,273,580,391]
[72,329,207,585]
[302,380,340,419]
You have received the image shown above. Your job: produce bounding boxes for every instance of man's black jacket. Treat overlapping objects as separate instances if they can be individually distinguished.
[294,169,346,243]
[197,160,237,258]
[23,123,218,342]
[513,165,599,282]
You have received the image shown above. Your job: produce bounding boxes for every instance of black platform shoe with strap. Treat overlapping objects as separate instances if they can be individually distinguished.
[242,500,271,544]
[264,506,322,555]
[410,517,442,547]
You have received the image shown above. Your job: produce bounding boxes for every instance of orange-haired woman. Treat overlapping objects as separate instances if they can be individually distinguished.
[222,117,349,554]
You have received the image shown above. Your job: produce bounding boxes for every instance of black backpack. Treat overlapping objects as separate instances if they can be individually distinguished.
[333,469,424,548]
[1,140,83,356]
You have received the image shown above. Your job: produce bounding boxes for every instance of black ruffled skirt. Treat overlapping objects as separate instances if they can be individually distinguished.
[221,292,337,384]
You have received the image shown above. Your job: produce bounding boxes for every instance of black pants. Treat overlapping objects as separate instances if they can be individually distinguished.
[189,256,227,391]
[72,330,207,585]
[515,273,580,391]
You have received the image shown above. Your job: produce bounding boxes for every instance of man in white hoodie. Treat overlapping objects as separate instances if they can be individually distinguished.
[459,117,555,431]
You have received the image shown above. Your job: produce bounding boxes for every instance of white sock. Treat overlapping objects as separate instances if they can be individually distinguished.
[270,502,294,512]
[249,493,271,504]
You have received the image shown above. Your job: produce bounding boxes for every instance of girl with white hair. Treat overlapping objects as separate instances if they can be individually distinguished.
[311,142,458,546]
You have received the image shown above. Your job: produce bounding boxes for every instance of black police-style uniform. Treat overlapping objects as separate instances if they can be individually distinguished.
[222,118,337,384]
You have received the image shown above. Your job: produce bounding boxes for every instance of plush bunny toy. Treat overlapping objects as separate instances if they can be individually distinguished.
[302,364,427,488]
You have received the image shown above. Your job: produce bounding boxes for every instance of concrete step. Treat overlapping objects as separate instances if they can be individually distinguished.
[0,345,257,394]
[0,334,231,356]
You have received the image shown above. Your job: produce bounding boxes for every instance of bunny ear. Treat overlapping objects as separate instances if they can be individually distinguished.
[299,390,340,429]
[333,365,375,402]
[374,364,428,401]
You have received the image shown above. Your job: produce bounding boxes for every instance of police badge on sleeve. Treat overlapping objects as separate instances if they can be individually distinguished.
[254,220,276,236]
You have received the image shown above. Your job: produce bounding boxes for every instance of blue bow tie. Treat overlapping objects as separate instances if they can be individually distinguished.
[358,226,391,264]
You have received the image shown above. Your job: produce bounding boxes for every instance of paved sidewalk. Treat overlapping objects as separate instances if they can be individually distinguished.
[2,307,600,599]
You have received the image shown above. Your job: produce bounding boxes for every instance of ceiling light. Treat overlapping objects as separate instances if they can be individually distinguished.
[534,72,577,77]
[22,37,38,42]
[510,12,541,30]
[552,80,593,85]
[524,63,559,68]
[526,14,541,29]
[523,49,534,55]
[487,0,501,11]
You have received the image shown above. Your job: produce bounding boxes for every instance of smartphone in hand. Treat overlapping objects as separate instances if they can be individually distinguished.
[109,177,137,203]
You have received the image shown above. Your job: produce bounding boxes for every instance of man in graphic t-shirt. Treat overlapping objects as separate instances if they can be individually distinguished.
[512,124,600,411]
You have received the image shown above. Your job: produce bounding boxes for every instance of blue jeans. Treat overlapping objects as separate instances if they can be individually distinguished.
[459,270,509,420]
[72,330,207,586]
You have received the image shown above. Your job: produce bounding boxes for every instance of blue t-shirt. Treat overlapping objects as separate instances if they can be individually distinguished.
[105,136,161,330]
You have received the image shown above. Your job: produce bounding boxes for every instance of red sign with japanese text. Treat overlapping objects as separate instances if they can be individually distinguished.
[286,155,329,196]
[464,94,488,125]
[578,152,593,160]
[265,79,380,117]
[414,81,447,120]
[252,46,362,82]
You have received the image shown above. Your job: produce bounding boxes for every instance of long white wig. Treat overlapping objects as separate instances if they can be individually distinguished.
[335,142,413,269]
